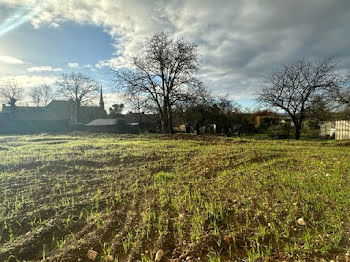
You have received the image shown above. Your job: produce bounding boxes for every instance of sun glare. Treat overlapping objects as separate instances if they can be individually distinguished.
[0,0,50,37]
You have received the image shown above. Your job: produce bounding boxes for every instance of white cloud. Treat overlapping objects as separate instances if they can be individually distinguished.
[27,66,63,72]
[0,75,58,88]
[0,55,24,64]
[84,64,96,72]
[49,22,60,28]
[1,0,350,101]
[67,62,79,68]
[95,60,110,69]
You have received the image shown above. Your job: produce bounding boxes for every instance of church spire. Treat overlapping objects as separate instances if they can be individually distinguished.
[99,86,104,110]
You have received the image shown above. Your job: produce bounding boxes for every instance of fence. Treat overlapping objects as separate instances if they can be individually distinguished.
[335,120,350,140]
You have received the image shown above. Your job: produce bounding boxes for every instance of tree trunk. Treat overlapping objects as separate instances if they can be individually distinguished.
[295,127,301,140]
[161,117,168,133]
[167,104,174,134]
[294,121,302,140]
[161,100,169,133]
[185,123,191,133]
[75,100,80,123]
[195,123,200,135]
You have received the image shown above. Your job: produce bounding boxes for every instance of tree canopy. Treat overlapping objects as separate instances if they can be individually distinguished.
[56,72,100,122]
[114,32,203,133]
[258,57,338,139]
[0,80,24,106]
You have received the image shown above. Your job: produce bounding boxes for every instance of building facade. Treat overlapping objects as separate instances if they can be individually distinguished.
[0,90,107,133]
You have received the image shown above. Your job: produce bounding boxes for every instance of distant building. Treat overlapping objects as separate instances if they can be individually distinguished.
[0,89,107,133]
[85,118,140,133]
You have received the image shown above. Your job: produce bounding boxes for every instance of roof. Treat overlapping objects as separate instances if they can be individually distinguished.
[47,100,72,107]
[1,105,71,121]
[86,119,117,126]
[0,100,105,122]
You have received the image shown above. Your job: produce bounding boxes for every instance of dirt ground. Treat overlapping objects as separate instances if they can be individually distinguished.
[0,134,349,261]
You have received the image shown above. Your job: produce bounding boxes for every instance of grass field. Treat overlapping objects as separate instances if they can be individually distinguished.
[0,134,349,262]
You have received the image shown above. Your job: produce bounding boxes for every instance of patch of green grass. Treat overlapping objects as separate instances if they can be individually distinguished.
[0,133,349,261]
[154,171,176,182]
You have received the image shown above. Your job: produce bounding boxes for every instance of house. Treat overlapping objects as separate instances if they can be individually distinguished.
[0,102,71,133]
[0,89,107,133]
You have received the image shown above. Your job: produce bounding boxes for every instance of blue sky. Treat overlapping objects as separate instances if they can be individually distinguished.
[0,20,115,87]
[1,22,114,66]
[0,10,120,107]
[1,0,350,111]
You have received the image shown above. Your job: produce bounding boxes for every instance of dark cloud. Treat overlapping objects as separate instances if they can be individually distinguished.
[1,0,350,101]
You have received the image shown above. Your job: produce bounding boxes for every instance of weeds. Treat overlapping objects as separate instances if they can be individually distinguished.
[0,134,349,261]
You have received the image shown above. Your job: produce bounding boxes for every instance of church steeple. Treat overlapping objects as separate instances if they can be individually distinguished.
[99,86,104,110]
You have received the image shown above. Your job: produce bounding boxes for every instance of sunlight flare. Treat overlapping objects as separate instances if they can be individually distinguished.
[0,0,51,37]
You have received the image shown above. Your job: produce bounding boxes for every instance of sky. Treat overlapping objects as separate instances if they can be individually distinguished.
[1,0,350,111]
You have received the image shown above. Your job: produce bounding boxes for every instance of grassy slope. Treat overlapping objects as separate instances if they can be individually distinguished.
[0,134,349,261]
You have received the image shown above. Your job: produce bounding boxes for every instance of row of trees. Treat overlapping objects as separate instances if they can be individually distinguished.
[0,73,101,122]
[258,57,350,139]
[0,74,100,106]
[1,32,350,138]
[113,33,350,137]
[0,82,58,107]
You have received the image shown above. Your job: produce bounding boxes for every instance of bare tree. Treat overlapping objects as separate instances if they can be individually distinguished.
[307,95,334,122]
[56,72,99,122]
[329,73,350,106]
[212,96,241,135]
[175,86,212,134]
[258,57,338,139]
[28,84,55,107]
[121,94,149,114]
[0,80,24,106]
[113,32,202,133]
[109,103,125,118]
